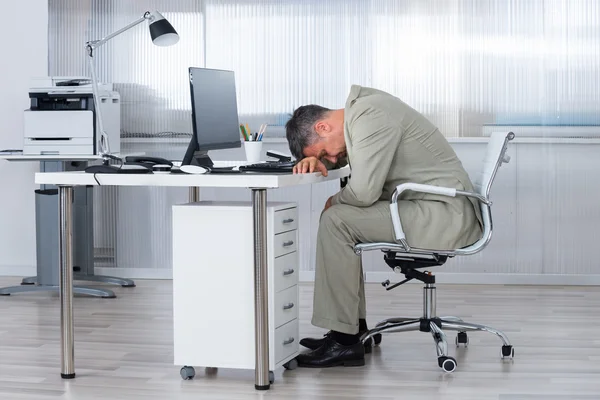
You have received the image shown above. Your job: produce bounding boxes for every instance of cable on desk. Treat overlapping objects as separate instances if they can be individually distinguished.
[92,156,124,186]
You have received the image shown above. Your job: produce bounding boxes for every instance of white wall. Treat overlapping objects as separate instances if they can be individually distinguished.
[0,1,48,275]
[99,138,600,286]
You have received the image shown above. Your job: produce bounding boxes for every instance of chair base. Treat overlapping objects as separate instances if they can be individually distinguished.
[360,283,514,373]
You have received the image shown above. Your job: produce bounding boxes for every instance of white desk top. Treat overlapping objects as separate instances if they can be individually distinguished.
[34,166,350,189]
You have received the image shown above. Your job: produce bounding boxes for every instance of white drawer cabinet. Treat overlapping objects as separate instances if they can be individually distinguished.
[172,201,299,372]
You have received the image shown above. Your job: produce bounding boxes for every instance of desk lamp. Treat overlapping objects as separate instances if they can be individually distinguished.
[85,11,179,173]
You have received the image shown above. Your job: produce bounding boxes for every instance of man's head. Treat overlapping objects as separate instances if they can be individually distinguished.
[285,105,346,164]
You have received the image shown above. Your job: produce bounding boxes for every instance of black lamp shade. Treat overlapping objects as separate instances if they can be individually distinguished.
[149,12,179,46]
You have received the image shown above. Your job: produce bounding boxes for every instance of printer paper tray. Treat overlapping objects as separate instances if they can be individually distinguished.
[24,110,94,139]
[23,137,94,155]
[23,110,95,155]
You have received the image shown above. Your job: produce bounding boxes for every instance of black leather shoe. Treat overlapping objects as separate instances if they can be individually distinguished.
[296,337,365,368]
[299,331,382,353]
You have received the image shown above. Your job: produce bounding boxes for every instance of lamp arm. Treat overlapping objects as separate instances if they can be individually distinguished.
[86,12,150,51]
[84,12,152,158]
[87,54,109,157]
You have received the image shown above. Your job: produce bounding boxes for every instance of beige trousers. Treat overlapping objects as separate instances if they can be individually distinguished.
[311,196,481,335]
[311,201,396,335]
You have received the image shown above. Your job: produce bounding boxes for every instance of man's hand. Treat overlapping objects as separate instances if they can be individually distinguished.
[293,157,328,176]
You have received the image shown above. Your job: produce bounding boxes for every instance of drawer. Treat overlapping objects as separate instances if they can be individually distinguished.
[273,230,297,258]
[274,285,298,328]
[274,252,298,292]
[273,207,298,234]
[274,319,299,364]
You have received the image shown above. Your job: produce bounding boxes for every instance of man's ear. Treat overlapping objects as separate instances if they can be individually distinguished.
[314,121,329,136]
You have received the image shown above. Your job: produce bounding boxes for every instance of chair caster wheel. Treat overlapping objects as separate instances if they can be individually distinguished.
[283,359,298,370]
[269,371,275,384]
[455,332,468,347]
[438,356,457,373]
[501,345,514,359]
[180,366,195,380]
[373,333,382,346]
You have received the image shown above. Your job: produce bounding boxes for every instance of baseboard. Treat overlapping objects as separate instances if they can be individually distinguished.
[365,271,600,286]
[94,267,172,280]
[0,265,36,277]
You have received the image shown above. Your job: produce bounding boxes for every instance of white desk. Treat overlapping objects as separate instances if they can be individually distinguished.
[34,166,350,390]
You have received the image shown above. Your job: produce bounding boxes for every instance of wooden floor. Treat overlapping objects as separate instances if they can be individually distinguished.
[1,277,600,400]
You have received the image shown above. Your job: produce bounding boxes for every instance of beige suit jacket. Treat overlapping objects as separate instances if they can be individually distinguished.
[330,85,482,250]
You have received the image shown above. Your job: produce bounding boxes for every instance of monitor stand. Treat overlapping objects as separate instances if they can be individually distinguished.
[190,150,213,168]
[182,138,214,168]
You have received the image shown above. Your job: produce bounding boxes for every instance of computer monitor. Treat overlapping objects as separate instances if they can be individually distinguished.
[182,67,241,167]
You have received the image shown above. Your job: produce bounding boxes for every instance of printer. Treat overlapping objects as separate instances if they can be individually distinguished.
[23,76,121,155]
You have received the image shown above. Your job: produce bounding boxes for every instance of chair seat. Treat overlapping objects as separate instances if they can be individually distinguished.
[384,253,448,270]
[354,242,408,254]
[354,242,456,258]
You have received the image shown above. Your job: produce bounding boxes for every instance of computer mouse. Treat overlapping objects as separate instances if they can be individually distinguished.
[180,165,208,174]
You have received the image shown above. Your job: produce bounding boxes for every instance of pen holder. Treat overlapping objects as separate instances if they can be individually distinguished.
[244,141,263,163]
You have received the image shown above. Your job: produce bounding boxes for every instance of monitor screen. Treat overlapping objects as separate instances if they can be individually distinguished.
[189,67,241,151]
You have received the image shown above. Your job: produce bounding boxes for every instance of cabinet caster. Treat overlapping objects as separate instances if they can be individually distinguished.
[180,366,195,380]
[269,371,275,384]
[501,345,514,359]
[455,332,468,347]
[438,356,457,373]
[283,359,298,370]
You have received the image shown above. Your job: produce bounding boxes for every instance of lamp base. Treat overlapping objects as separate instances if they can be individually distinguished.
[84,159,152,174]
[84,163,123,174]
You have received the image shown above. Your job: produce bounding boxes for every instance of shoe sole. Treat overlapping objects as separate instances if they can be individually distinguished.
[297,358,366,368]
[301,334,383,353]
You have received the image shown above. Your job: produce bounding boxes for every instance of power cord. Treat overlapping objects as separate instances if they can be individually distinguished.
[92,155,124,186]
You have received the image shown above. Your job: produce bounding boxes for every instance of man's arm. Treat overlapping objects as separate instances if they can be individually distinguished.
[320,158,348,170]
[330,107,402,207]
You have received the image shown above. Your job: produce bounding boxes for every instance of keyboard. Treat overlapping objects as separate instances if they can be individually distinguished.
[212,160,252,168]
[238,161,295,173]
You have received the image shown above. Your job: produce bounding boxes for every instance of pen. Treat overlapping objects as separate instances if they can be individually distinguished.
[258,124,267,141]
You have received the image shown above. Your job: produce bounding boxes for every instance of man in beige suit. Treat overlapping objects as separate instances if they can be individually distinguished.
[285,85,482,368]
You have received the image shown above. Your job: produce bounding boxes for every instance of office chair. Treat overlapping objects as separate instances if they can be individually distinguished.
[354,131,515,373]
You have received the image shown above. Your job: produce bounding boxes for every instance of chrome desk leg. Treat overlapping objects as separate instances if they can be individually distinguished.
[59,185,75,379]
[189,187,200,203]
[252,188,269,390]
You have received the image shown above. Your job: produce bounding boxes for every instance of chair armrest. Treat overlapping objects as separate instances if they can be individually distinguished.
[389,183,490,247]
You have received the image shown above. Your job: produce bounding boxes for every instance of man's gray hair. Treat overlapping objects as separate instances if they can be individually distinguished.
[285,105,331,160]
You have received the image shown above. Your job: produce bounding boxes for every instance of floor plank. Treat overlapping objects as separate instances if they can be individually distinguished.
[1,277,599,399]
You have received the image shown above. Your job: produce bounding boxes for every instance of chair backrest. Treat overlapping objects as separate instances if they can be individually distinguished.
[456,131,514,255]
[473,132,514,198]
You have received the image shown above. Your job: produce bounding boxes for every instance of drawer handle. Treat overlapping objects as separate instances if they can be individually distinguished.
[282,218,295,224]
[283,302,295,310]
[283,268,295,276]
[282,337,295,345]
[282,240,294,247]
